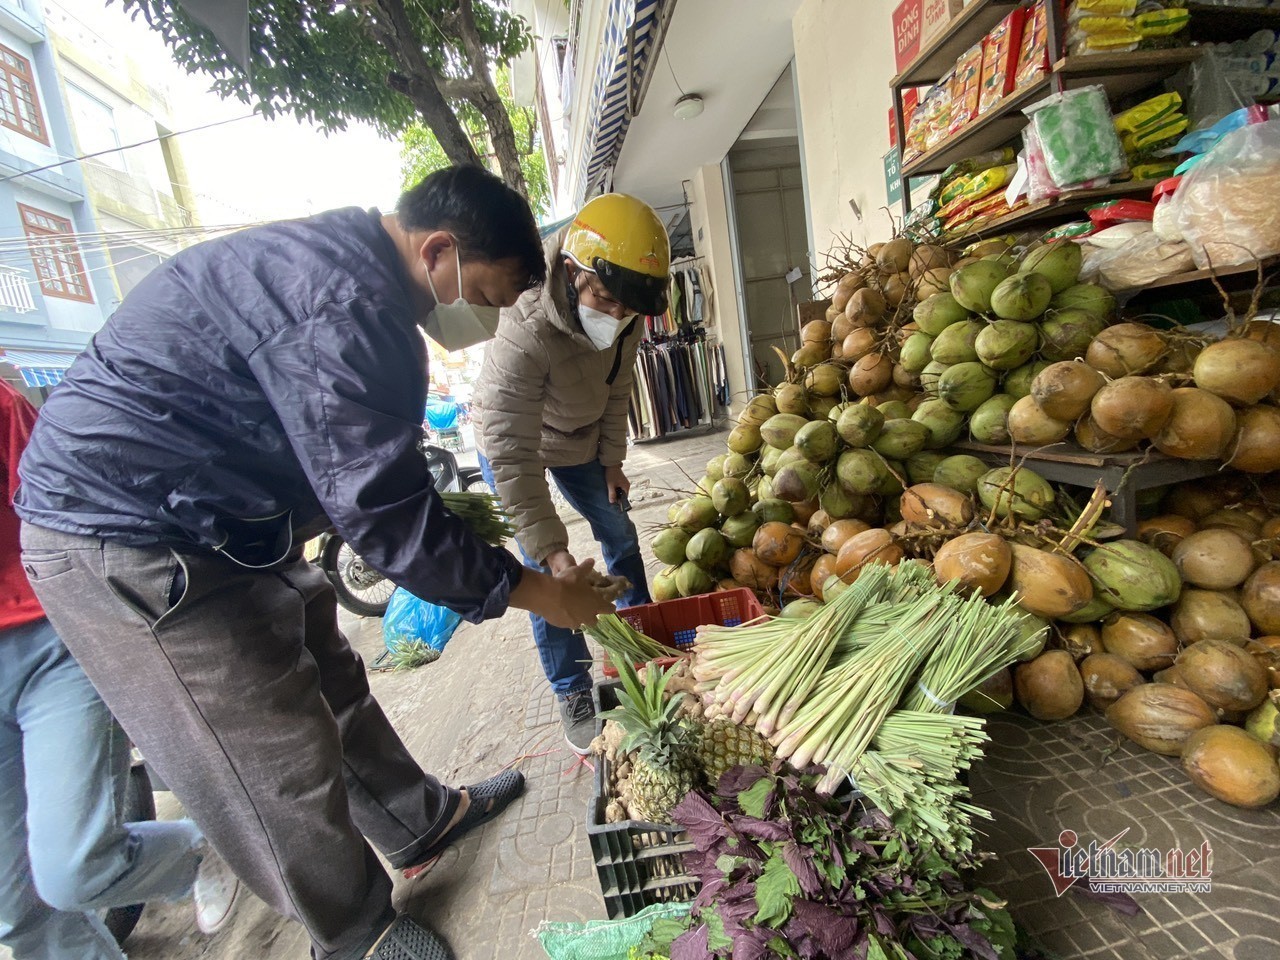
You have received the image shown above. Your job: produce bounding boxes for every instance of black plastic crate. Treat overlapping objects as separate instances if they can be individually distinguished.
[587,682,698,918]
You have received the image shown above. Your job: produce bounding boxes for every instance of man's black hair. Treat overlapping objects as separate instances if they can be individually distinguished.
[396,165,545,288]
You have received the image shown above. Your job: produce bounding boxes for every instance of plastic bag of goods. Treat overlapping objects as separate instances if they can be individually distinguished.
[1025,86,1128,188]
[382,587,463,654]
[1080,223,1195,290]
[1168,119,1280,268]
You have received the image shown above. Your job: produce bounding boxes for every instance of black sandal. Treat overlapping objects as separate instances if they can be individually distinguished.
[367,916,454,960]
[402,770,526,874]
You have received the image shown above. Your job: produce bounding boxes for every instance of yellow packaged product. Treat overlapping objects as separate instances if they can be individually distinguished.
[1113,93,1182,137]
[1068,0,1137,16]
[1136,8,1190,37]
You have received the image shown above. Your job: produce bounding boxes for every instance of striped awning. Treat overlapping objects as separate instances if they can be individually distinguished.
[575,0,667,202]
[2,350,79,388]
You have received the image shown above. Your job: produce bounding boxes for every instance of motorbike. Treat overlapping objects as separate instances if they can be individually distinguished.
[316,443,487,618]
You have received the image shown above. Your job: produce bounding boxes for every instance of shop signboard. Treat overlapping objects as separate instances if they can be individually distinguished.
[884,148,903,207]
[893,0,965,74]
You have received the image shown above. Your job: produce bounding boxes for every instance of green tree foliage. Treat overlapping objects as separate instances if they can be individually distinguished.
[401,68,550,219]
[116,0,535,197]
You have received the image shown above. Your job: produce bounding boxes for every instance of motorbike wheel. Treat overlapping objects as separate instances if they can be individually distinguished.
[103,765,156,945]
[321,535,394,618]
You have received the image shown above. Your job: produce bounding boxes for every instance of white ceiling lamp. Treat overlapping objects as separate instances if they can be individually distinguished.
[673,94,705,120]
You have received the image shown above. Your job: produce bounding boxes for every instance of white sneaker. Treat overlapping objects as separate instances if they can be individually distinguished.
[193,843,241,935]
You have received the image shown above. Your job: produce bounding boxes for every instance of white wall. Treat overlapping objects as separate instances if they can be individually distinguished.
[0,26,60,168]
[792,0,902,259]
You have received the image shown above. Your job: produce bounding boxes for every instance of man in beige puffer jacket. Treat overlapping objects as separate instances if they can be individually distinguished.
[474,194,670,752]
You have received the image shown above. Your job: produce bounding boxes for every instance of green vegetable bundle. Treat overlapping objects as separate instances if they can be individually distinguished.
[440,491,514,546]
[586,613,675,672]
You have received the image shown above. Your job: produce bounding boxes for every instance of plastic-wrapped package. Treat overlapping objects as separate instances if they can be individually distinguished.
[1025,86,1128,187]
[1167,119,1280,268]
[1015,0,1050,89]
[1081,226,1196,290]
[1022,125,1063,204]
[1188,48,1253,133]
[978,8,1027,115]
[949,43,986,136]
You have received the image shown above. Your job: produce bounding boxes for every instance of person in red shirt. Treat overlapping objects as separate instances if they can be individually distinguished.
[0,381,239,959]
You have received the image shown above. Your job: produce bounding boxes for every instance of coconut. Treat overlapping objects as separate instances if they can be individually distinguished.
[899,332,935,374]
[759,445,785,477]
[937,362,998,412]
[807,509,832,537]
[837,448,889,496]
[1106,684,1218,755]
[835,528,903,581]
[904,453,946,487]
[730,548,779,591]
[1008,612,1050,661]
[1183,725,1280,808]
[819,483,862,520]
[760,413,809,449]
[1050,282,1116,322]
[1172,589,1252,646]
[780,551,819,599]
[876,401,911,421]
[990,273,1054,321]
[913,292,970,336]
[1137,514,1198,556]
[1228,405,1280,473]
[1057,623,1104,661]
[871,419,930,460]
[958,668,1015,713]
[711,478,751,518]
[821,518,871,555]
[722,453,753,479]
[791,343,830,370]
[1075,415,1139,454]
[773,462,821,503]
[977,466,1055,521]
[1015,650,1085,720]
[847,287,887,323]
[753,521,805,568]
[1243,562,1280,634]
[727,424,762,456]
[1004,360,1052,400]
[933,532,1011,597]
[753,498,795,525]
[1007,544,1094,619]
[843,328,879,362]
[950,259,1011,314]
[909,243,951,276]
[720,512,760,549]
[810,555,841,599]
[653,527,692,566]
[832,315,856,342]
[831,272,864,312]
[849,353,894,397]
[810,396,840,420]
[1019,241,1083,293]
[652,566,680,601]
[1178,638,1269,712]
[1090,377,1174,441]
[882,272,910,307]
[686,527,728,570]
[900,482,974,529]
[1173,528,1257,590]
[835,404,885,449]
[1202,508,1262,539]
[1081,653,1145,710]
[906,399,962,450]
[774,382,810,416]
[877,238,913,274]
[919,360,950,395]
[794,421,840,465]
[1150,387,1237,461]
[1083,540,1181,612]
[1031,361,1106,421]
[876,467,905,497]
[1007,395,1073,445]
[1086,323,1166,377]
[1058,594,1116,624]
[929,320,984,365]
[801,319,832,346]
[706,455,727,483]
[976,320,1039,371]
[805,364,845,399]
[1194,339,1280,405]
[739,394,778,428]
[1246,692,1280,745]
[969,394,1017,444]
[675,497,719,534]
[675,561,714,597]
[915,266,954,300]
[933,454,988,495]
[1102,613,1178,671]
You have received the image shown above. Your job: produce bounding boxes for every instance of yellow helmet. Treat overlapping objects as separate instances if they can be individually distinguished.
[563,193,671,316]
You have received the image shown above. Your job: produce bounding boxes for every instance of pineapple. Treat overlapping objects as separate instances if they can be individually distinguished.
[696,718,775,784]
[601,660,701,824]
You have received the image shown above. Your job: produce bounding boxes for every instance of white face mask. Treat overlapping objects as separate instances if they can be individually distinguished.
[578,304,636,351]
[422,243,502,352]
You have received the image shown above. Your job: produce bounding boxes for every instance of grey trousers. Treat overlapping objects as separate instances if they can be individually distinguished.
[20,524,462,960]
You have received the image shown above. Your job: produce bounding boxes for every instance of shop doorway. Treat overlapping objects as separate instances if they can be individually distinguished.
[725,64,813,390]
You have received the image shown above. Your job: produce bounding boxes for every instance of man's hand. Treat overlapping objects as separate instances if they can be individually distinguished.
[546,558,615,629]
[544,549,577,576]
[604,465,630,505]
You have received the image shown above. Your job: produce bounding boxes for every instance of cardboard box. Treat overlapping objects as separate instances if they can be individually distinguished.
[893,0,964,74]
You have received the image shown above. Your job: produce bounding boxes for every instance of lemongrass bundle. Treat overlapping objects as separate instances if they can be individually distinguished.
[441,491,515,546]
[585,613,675,671]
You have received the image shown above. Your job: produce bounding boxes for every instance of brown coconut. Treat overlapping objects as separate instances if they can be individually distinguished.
[1089,377,1175,441]
[1105,683,1218,755]
[846,287,887,323]
[1058,623,1104,661]
[1015,650,1085,720]
[831,314,856,343]
[933,532,1012,598]
[1007,543,1094,619]
[1007,395,1073,445]
[1166,484,1229,522]
[915,266,953,299]
[909,244,952,277]
[801,319,832,346]
[1243,562,1280,635]
[1171,588,1253,645]
[849,353,894,397]
[1101,613,1178,671]
[1200,508,1262,539]
[1172,528,1257,590]
[1228,405,1280,473]
[1080,653,1145,710]
[1075,414,1139,454]
[835,528,903,582]
[730,549,779,591]
[1193,338,1280,405]
[899,483,974,529]
[821,518,871,555]
[1031,361,1106,421]
[1152,387,1238,460]
[1085,323,1166,377]
[1245,636,1280,690]
[810,554,840,600]
[781,553,818,599]
[1178,638,1270,712]
[1137,515,1198,557]
[753,522,805,567]
[1182,725,1280,808]
[843,327,878,362]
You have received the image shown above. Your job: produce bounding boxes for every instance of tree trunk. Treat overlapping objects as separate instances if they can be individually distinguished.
[359,0,482,169]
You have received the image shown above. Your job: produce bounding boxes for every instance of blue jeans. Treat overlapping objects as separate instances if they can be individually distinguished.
[478,455,651,695]
[0,617,203,960]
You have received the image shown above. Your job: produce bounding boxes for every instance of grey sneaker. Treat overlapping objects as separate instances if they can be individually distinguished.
[193,843,241,935]
[559,689,597,756]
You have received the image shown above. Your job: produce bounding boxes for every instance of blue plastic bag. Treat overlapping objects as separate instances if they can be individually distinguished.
[382,587,463,653]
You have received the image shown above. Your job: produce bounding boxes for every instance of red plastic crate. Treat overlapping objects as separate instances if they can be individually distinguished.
[603,588,766,677]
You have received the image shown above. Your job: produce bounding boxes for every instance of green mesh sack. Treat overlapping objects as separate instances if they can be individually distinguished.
[536,903,691,960]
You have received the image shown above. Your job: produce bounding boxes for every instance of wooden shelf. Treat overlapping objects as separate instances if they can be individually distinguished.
[942,180,1164,245]
[902,49,1203,177]
[893,0,1024,87]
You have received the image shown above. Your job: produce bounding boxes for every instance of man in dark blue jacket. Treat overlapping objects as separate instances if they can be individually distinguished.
[16,166,613,960]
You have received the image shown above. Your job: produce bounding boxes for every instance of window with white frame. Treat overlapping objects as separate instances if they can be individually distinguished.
[66,82,125,170]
